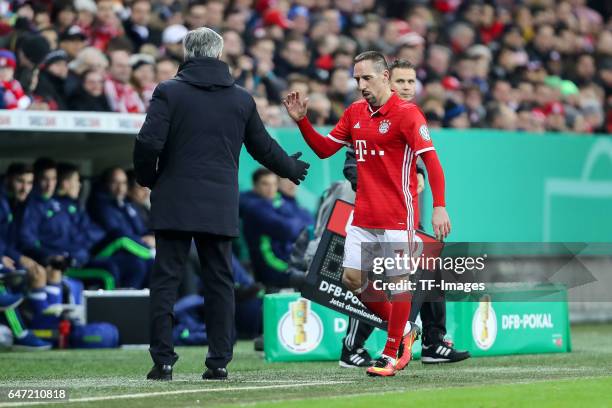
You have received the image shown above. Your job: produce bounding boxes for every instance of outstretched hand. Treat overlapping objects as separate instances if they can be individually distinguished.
[289,152,310,185]
[282,91,309,122]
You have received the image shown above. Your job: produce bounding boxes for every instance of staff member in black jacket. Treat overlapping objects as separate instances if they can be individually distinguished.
[134,27,309,381]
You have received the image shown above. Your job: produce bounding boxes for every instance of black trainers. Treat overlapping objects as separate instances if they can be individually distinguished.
[339,346,373,368]
[203,367,228,380]
[421,341,471,364]
[146,364,172,381]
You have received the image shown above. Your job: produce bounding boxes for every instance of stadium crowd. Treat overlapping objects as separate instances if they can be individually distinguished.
[0,158,313,349]
[0,0,609,133]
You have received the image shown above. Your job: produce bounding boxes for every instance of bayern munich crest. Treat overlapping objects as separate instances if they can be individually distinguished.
[378,120,391,134]
[419,124,431,141]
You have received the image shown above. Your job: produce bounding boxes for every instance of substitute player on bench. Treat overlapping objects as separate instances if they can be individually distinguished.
[283,51,450,377]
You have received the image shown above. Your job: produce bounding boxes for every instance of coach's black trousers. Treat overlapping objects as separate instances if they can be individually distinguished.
[409,268,447,346]
[149,230,235,369]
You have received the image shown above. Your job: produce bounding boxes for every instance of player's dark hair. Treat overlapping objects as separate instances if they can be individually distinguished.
[33,157,57,180]
[389,59,416,74]
[252,168,275,184]
[354,51,388,73]
[125,169,138,189]
[101,166,126,189]
[56,162,80,185]
[6,162,33,179]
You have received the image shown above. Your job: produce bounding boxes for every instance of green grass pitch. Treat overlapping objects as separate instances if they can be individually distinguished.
[1,324,611,408]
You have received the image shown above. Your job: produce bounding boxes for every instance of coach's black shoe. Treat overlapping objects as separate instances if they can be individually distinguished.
[203,367,228,380]
[339,346,373,368]
[421,342,470,364]
[146,364,172,381]
[254,335,264,351]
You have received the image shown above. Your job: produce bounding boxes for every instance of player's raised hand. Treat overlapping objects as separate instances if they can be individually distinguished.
[282,91,309,122]
[432,206,451,241]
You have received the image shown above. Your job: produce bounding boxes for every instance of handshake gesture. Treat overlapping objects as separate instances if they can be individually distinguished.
[282,91,309,122]
[287,152,309,185]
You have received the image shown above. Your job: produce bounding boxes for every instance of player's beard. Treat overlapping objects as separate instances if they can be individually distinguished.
[362,91,376,106]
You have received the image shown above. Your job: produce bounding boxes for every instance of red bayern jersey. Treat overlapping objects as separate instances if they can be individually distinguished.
[328,92,434,230]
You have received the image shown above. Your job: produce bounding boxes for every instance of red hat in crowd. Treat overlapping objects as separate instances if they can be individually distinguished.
[441,76,461,91]
[255,0,277,13]
[433,0,461,13]
[543,101,565,116]
[0,50,16,69]
[263,8,292,30]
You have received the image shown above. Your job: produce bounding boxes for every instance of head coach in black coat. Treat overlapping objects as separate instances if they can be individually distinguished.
[133,27,309,381]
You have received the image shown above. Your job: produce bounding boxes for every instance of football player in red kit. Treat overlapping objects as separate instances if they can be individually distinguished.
[283,51,450,376]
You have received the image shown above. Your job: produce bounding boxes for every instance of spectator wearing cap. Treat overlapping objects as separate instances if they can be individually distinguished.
[34,50,70,110]
[260,8,293,42]
[425,110,443,128]
[287,6,310,37]
[162,24,188,60]
[15,34,51,92]
[104,49,145,113]
[68,69,111,111]
[443,101,469,128]
[0,50,30,110]
[59,25,88,59]
[130,54,156,108]
[123,0,162,52]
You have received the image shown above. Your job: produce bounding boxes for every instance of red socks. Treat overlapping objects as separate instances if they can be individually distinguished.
[357,282,412,359]
[357,281,391,321]
[383,292,412,358]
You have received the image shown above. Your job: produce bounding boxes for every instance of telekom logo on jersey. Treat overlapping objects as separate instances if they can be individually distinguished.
[354,140,385,162]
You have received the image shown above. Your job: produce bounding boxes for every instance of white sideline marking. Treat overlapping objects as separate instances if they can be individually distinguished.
[0,381,352,407]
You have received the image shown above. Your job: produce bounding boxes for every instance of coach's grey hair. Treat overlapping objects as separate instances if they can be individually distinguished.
[183,27,224,60]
